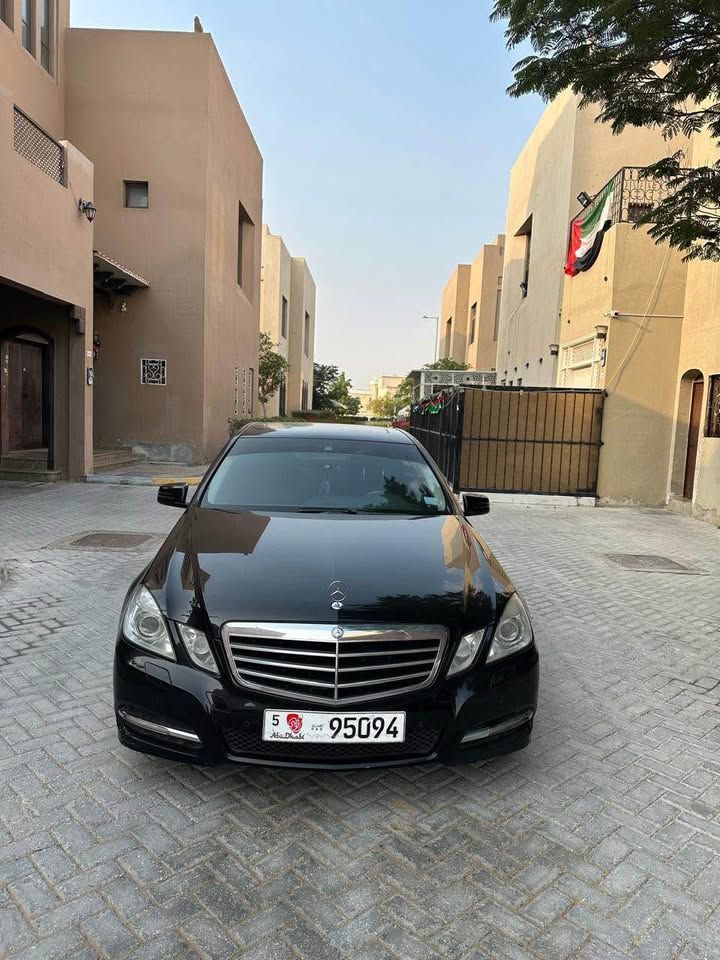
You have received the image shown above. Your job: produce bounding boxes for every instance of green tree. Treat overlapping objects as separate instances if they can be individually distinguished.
[491,0,720,260]
[424,358,470,371]
[312,363,340,409]
[257,332,289,416]
[368,394,397,418]
[311,363,361,414]
[395,359,471,410]
[328,372,361,414]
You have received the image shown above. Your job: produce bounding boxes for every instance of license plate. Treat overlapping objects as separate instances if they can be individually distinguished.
[262,709,406,743]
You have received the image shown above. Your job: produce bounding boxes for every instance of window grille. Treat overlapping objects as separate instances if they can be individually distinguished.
[707,375,720,438]
[13,107,64,184]
[140,358,167,385]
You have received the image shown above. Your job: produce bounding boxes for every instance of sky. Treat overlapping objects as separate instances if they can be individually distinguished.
[71,0,543,389]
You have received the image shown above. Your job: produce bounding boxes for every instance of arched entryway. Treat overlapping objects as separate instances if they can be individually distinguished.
[0,327,55,470]
[671,370,704,500]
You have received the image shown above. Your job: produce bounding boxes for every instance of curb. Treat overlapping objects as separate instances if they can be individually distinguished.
[86,475,203,487]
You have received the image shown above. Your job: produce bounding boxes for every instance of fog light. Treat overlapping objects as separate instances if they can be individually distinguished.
[460,709,534,744]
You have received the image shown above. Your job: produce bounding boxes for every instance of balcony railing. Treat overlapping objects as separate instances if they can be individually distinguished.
[13,106,65,184]
[573,165,673,228]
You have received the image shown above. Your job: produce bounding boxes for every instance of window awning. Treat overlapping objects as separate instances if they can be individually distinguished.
[93,250,149,295]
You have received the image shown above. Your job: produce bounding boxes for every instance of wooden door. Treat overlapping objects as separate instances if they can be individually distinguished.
[683,377,704,499]
[6,341,43,451]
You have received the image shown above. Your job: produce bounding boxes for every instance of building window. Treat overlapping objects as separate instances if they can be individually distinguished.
[559,336,602,388]
[124,181,149,209]
[516,215,532,298]
[278,377,287,416]
[140,358,167,385]
[301,380,309,410]
[521,236,531,297]
[707,375,720,438]
[247,367,254,415]
[237,201,255,297]
[445,317,452,357]
[281,296,288,339]
[469,302,477,345]
[21,0,32,52]
[493,281,502,341]
[1,0,13,28]
[303,311,310,357]
[40,0,51,72]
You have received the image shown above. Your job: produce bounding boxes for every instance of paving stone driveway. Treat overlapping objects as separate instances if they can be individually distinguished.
[1,482,719,960]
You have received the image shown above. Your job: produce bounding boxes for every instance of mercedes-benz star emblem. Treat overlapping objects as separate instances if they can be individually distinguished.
[331,626,344,640]
[328,580,347,610]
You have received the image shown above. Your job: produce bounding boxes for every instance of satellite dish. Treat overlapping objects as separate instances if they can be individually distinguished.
[463,373,475,384]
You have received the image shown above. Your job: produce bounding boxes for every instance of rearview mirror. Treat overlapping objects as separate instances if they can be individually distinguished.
[157,483,188,508]
[462,493,490,516]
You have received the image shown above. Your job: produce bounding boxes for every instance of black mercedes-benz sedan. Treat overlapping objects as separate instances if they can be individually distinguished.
[114,422,538,769]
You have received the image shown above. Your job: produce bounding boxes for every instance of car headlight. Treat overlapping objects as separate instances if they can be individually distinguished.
[122,584,175,661]
[447,627,486,677]
[486,593,532,663]
[177,623,219,675]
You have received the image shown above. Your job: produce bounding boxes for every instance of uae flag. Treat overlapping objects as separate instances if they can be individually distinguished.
[565,181,614,276]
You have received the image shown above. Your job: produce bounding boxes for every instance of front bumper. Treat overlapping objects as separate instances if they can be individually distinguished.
[114,638,539,769]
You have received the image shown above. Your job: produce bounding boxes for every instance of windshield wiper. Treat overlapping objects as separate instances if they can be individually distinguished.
[297,506,359,514]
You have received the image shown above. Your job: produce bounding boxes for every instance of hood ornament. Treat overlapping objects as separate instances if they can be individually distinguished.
[328,580,347,610]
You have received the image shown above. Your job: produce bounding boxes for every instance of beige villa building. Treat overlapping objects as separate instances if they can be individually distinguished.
[370,375,403,402]
[667,126,720,526]
[438,235,504,371]
[259,225,316,417]
[1,2,263,477]
[492,90,718,520]
[496,90,681,393]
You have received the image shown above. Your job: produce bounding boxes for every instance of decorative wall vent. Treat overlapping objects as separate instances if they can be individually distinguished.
[140,358,167,385]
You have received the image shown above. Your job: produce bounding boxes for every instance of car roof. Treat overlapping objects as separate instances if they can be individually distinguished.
[237,421,415,443]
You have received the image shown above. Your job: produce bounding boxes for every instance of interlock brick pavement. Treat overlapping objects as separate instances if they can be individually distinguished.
[1,481,719,960]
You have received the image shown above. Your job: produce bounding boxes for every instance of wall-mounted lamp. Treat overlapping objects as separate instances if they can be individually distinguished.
[539,357,543,364]
[577,191,592,208]
[78,199,97,223]
[525,361,530,368]
[595,324,609,341]
[549,343,560,357]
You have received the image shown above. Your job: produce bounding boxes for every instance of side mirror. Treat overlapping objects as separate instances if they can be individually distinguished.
[462,493,490,516]
[157,483,189,508]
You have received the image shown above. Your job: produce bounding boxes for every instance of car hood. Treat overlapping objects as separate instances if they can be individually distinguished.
[146,506,511,631]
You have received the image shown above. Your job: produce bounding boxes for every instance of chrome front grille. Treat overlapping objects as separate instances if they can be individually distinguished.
[221,623,448,703]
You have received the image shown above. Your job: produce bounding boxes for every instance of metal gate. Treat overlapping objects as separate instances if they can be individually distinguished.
[410,386,604,496]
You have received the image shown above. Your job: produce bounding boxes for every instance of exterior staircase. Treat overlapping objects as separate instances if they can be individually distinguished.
[0,449,63,482]
[92,448,141,471]
[0,447,141,481]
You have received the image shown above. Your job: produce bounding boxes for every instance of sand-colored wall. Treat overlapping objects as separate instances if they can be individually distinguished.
[498,91,686,388]
[204,44,262,455]
[669,128,720,523]
[439,264,471,362]
[0,81,94,478]
[0,0,69,137]
[466,235,504,371]
[560,224,686,504]
[66,28,262,463]
[288,258,315,411]
[259,227,293,417]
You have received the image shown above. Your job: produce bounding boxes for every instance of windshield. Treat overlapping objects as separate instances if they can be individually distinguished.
[202,437,449,515]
